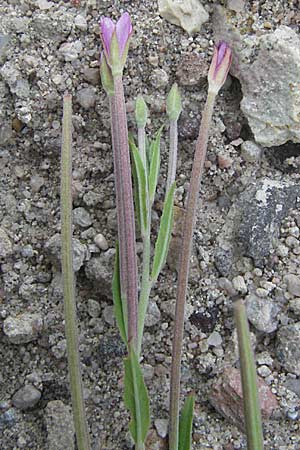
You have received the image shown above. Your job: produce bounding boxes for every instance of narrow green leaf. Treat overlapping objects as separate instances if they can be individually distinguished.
[124,347,150,445]
[129,140,148,235]
[178,394,195,450]
[148,127,163,205]
[151,183,175,282]
[112,243,127,344]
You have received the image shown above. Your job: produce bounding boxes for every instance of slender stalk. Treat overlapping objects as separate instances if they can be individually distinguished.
[166,119,178,192]
[112,75,138,348]
[61,94,91,450]
[109,95,128,339]
[169,91,216,450]
[234,299,264,450]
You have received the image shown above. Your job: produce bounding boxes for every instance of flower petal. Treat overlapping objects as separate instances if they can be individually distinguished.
[216,41,227,68]
[116,12,132,58]
[100,17,115,57]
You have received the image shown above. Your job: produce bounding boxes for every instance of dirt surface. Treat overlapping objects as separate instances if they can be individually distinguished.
[0,1,300,449]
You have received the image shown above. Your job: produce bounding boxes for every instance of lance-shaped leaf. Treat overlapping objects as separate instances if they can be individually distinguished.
[178,394,195,450]
[151,182,175,282]
[129,140,148,236]
[112,243,127,345]
[124,346,150,445]
[148,127,163,205]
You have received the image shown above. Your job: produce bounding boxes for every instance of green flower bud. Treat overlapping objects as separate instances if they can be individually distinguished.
[166,83,182,121]
[135,95,148,128]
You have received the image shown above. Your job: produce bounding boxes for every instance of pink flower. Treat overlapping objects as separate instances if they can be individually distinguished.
[100,13,133,76]
[208,41,232,94]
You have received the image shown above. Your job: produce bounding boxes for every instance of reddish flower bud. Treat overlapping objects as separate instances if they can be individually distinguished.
[99,13,133,77]
[208,41,232,94]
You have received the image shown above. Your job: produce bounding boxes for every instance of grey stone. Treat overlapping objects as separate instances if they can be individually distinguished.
[87,299,101,318]
[59,41,83,62]
[227,0,245,12]
[145,300,161,327]
[154,418,168,438]
[85,249,115,299]
[94,233,109,251]
[214,247,234,276]
[0,228,12,257]
[241,141,263,163]
[0,62,30,98]
[237,179,300,267]
[284,274,300,297]
[76,87,96,110]
[150,69,169,89]
[277,323,300,375]
[246,294,280,333]
[3,313,43,344]
[45,233,87,272]
[82,67,100,85]
[36,0,54,10]
[30,175,45,193]
[74,15,87,31]
[207,331,222,347]
[0,408,17,431]
[12,385,41,410]
[45,400,75,450]
[103,304,115,326]
[73,207,92,227]
[158,0,209,35]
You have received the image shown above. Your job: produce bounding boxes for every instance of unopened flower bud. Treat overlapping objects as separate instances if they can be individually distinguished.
[208,41,232,95]
[135,95,148,128]
[166,83,182,121]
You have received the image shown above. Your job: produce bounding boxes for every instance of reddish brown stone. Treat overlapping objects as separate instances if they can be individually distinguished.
[208,367,279,431]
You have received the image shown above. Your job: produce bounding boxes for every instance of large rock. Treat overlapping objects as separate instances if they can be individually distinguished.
[213,7,300,147]
[158,0,208,35]
[237,179,300,267]
[3,313,43,344]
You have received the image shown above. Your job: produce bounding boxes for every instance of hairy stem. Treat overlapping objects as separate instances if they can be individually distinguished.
[234,298,264,450]
[112,75,138,348]
[61,94,91,450]
[169,91,216,450]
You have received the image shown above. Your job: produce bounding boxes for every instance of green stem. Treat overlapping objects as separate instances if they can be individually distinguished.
[234,299,264,450]
[61,94,91,450]
[169,90,216,450]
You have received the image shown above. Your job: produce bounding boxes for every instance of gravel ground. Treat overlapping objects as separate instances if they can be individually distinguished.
[0,1,300,449]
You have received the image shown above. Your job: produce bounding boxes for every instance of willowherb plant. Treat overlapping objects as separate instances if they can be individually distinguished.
[60,13,263,450]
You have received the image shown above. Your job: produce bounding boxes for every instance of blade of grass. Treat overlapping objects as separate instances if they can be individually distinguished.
[234,298,264,450]
[61,94,91,450]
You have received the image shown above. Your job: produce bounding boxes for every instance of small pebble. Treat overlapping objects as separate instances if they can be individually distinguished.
[74,15,87,31]
[232,275,247,294]
[3,313,43,344]
[154,418,168,439]
[284,274,300,297]
[73,207,92,227]
[12,385,41,410]
[94,233,109,251]
[87,299,100,318]
[77,87,96,109]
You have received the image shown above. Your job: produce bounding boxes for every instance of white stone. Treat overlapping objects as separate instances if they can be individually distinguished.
[158,0,209,35]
